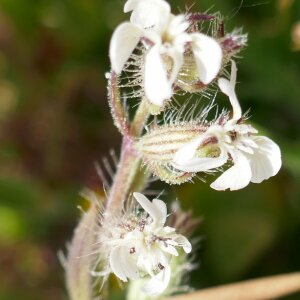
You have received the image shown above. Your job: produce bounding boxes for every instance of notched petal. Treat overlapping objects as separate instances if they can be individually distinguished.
[110,246,139,282]
[124,0,140,12]
[144,45,173,106]
[143,265,171,296]
[191,33,223,84]
[174,235,192,253]
[133,192,167,225]
[173,135,206,166]
[211,151,252,191]
[249,136,281,183]
[109,22,142,74]
[127,0,171,29]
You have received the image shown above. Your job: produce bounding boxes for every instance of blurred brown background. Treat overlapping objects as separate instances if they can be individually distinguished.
[0,0,300,299]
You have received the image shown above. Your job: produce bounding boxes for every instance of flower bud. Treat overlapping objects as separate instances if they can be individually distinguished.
[221,30,248,64]
[136,123,206,162]
[135,123,213,184]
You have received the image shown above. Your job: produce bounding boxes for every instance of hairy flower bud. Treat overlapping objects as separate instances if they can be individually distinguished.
[221,30,248,64]
[137,124,206,161]
[135,122,209,184]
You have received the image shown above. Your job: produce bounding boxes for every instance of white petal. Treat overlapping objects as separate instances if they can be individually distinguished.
[168,14,189,37]
[173,130,229,173]
[143,265,171,296]
[109,22,142,74]
[124,0,140,12]
[137,247,155,276]
[126,0,171,29]
[191,33,222,84]
[110,247,127,282]
[162,226,176,234]
[218,60,242,121]
[173,153,228,173]
[173,135,208,166]
[173,235,192,253]
[110,246,139,282]
[166,48,184,84]
[210,150,252,191]
[133,192,167,225]
[153,198,167,225]
[144,45,173,106]
[234,124,258,135]
[160,244,179,256]
[143,28,162,45]
[237,144,254,154]
[241,136,259,149]
[248,136,281,183]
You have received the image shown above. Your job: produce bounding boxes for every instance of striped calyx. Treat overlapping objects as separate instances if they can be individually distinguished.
[135,123,213,184]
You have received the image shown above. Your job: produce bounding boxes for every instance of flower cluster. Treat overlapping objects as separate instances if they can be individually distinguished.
[98,193,191,296]
[66,0,282,299]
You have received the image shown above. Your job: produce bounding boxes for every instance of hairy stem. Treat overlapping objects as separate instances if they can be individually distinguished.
[105,137,141,214]
[108,71,129,136]
[168,272,300,300]
[130,97,150,137]
[105,77,151,215]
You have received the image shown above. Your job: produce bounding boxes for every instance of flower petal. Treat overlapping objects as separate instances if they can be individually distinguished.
[248,136,281,183]
[210,150,252,191]
[153,198,167,225]
[218,60,242,121]
[143,265,171,296]
[191,33,222,84]
[160,243,179,256]
[173,235,192,253]
[110,246,139,282]
[173,154,228,173]
[162,226,176,234]
[124,0,140,12]
[167,14,189,38]
[133,192,167,225]
[166,47,184,85]
[173,134,228,173]
[173,135,209,166]
[109,22,142,74]
[144,45,173,106]
[125,0,171,29]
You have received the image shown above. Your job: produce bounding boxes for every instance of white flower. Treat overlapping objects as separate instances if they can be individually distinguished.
[109,0,222,106]
[172,61,282,191]
[100,192,191,296]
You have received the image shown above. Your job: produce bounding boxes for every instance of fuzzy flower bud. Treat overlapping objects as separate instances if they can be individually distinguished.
[135,122,209,184]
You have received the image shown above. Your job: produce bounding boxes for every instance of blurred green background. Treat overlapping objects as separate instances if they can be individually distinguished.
[0,0,299,299]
